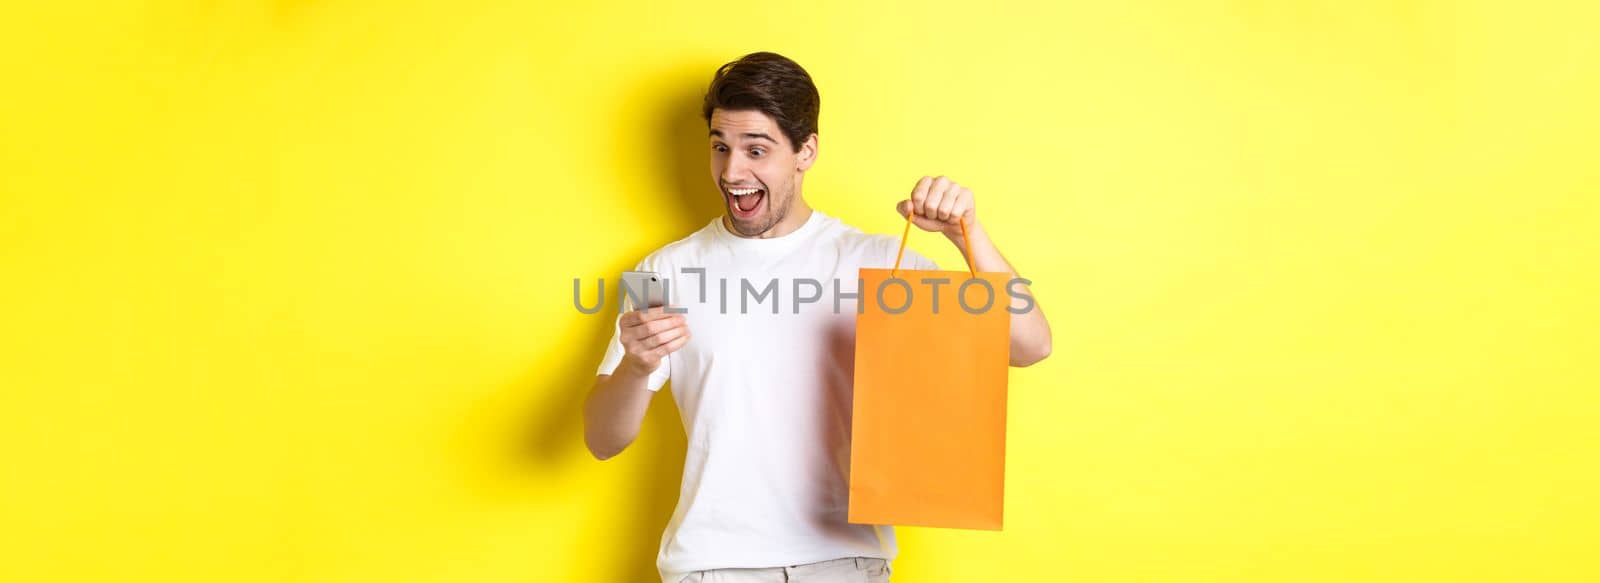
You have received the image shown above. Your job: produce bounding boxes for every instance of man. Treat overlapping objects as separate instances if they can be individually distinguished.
[584,52,1052,583]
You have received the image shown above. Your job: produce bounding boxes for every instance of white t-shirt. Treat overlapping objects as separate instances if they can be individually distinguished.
[596,210,938,582]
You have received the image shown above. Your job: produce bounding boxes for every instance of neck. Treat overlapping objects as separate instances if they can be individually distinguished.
[725,198,814,239]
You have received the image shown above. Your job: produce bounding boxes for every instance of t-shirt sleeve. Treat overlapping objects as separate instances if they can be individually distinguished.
[899,247,940,271]
[595,312,671,392]
[871,232,942,271]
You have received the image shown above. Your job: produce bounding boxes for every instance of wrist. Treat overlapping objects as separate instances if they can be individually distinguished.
[617,354,656,377]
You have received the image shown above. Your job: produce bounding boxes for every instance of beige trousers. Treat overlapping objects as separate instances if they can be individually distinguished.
[678,557,891,582]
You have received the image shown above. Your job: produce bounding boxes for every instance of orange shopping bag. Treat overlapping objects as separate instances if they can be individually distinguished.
[848,214,1011,530]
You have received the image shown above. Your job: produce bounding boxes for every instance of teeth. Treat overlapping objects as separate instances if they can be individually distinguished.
[729,188,760,196]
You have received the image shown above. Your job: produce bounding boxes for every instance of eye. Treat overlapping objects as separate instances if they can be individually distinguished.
[712,143,728,153]
[749,147,765,157]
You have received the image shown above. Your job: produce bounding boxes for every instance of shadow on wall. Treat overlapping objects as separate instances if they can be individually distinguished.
[600,63,728,582]
[645,63,730,232]
[453,60,725,583]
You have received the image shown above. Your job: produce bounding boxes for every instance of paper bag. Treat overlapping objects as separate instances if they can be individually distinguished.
[848,216,1011,530]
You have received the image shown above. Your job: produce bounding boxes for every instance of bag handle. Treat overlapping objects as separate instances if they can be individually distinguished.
[891,210,976,278]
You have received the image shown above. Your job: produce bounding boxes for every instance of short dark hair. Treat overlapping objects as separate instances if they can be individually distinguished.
[702,52,820,153]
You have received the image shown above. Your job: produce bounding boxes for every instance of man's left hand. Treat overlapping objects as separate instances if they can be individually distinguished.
[897,175,977,238]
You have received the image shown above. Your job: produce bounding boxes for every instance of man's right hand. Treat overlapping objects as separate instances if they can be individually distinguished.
[588,306,689,460]
[618,307,691,374]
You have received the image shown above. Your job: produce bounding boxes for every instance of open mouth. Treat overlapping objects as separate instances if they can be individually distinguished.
[725,186,766,220]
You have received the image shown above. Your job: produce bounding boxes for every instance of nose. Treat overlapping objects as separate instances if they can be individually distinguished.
[721,154,752,185]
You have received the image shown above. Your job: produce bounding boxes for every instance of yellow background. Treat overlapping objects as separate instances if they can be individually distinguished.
[3,1,1596,581]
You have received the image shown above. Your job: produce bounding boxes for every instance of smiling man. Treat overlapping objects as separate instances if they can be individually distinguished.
[583,52,1052,582]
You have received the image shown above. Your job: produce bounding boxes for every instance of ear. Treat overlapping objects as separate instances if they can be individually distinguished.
[796,133,818,172]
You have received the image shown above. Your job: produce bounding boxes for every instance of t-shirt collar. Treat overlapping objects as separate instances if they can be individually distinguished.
[712,209,825,249]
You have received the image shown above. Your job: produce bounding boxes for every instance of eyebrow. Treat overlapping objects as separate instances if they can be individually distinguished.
[709,129,778,144]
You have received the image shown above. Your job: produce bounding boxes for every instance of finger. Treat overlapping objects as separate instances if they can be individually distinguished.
[653,332,692,356]
[633,306,679,323]
[948,193,972,225]
[934,188,960,222]
[897,199,916,219]
[626,319,660,339]
[636,314,686,337]
[910,176,933,217]
[621,309,657,329]
[642,325,689,349]
[624,320,683,351]
[619,310,642,327]
[923,177,949,218]
[936,186,961,221]
[928,176,954,217]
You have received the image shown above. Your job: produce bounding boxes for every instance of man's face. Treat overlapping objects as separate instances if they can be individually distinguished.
[709,109,815,237]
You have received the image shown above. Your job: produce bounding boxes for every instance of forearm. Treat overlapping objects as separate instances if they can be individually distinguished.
[583,360,656,460]
[946,220,1053,366]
